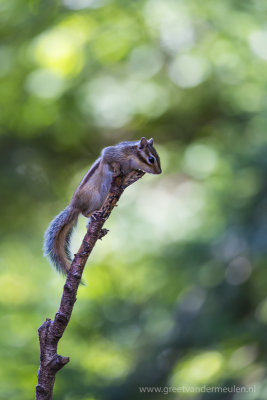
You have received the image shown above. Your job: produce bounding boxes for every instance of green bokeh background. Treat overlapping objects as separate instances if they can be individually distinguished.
[1,0,267,399]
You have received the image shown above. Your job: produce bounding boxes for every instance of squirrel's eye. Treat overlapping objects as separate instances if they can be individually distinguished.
[148,156,155,164]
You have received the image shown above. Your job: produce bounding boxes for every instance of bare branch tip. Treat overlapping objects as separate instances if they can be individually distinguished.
[56,355,70,369]
[98,228,109,240]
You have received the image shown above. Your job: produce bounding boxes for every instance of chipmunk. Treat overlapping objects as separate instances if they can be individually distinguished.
[43,137,161,275]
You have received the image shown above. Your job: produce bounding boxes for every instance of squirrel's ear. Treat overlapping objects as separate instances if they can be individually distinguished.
[139,137,147,149]
[148,138,154,146]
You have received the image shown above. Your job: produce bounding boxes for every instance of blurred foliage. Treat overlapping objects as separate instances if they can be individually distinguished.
[1,0,267,399]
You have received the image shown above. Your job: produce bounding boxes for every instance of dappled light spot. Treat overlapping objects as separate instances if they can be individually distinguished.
[229,344,258,370]
[132,81,169,118]
[91,11,137,64]
[135,179,206,242]
[171,351,224,386]
[80,340,131,380]
[168,55,210,88]
[83,77,168,127]
[225,256,252,286]
[143,0,182,27]
[233,168,262,201]
[242,366,266,388]
[178,286,206,313]
[84,77,133,128]
[142,306,174,338]
[160,15,195,54]
[25,69,65,99]
[31,15,95,76]
[249,30,267,60]
[208,38,246,86]
[182,143,218,179]
[62,0,105,10]
[127,45,163,79]
[255,298,267,324]
[213,51,245,85]
[212,233,248,263]
[143,0,195,54]
[92,31,134,64]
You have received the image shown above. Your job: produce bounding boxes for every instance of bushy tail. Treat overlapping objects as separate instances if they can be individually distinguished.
[43,205,80,275]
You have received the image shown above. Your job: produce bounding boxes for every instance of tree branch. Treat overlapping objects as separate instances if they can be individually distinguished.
[35,169,145,400]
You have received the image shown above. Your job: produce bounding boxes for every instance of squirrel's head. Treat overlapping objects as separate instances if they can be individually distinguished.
[134,137,162,175]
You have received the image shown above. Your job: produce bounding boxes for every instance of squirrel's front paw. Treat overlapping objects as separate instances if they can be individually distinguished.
[111,162,122,177]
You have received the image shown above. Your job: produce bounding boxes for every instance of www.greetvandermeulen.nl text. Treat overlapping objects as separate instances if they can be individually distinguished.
[139,384,256,395]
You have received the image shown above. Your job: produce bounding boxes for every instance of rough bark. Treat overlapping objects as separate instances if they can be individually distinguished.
[35,169,145,400]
